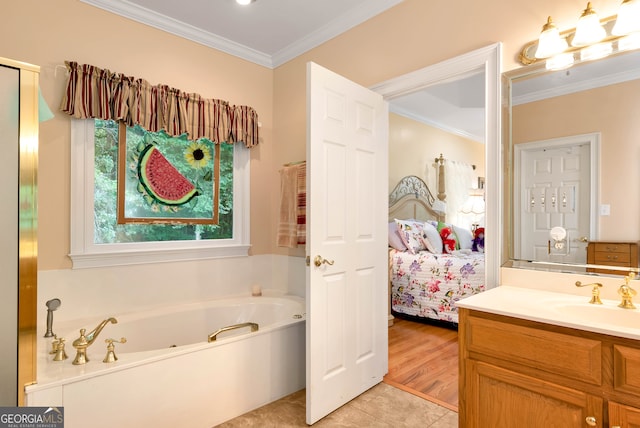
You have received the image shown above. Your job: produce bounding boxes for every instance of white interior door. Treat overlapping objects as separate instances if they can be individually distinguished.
[306,62,388,425]
[515,134,599,263]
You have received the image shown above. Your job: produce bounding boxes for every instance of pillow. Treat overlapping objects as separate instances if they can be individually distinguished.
[437,221,459,254]
[388,222,408,251]
[453,225,474,250]
[394,219,427,254]
[421,221,443,253]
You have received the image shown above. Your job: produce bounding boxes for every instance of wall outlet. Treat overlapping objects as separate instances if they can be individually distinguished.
[600,204,611,216]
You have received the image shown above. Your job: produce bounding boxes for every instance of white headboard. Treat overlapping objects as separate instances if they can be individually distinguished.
[388,175,444,223]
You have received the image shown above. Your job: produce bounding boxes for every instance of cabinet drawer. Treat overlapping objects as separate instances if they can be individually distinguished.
[593,252,631,264]
[593,243,631,254]
[466,315,602,385]
[614,345,640,395]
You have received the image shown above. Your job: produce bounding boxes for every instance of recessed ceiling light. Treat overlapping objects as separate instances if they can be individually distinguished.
[236,0,256,5]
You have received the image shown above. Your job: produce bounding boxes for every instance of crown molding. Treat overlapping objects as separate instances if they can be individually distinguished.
[390,104,484,143]
[81,0,273,67]
[271,0,403,68]
[512,66,640,105]
[82,0,403,69]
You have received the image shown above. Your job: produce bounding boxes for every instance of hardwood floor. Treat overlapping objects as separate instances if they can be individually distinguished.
[384,317,459,412]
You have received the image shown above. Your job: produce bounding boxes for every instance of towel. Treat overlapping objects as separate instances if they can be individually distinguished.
[295,162,306,246]
[277,162,306,247]
[278,164,301,247]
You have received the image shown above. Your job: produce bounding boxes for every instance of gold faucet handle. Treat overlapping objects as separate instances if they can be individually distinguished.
[53,338,68,362]
[103,337,127,363]
[575,281,603,305]
[49,335,60,354]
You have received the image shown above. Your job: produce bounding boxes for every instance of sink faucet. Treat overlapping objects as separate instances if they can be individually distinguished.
[575,281,603,304]
[72,318,117,365]
[618,273,637,310]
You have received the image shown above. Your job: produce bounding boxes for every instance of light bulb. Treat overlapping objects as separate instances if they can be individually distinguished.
[535,17,569,58]
[613,0,640,35]
[571,2,606,47]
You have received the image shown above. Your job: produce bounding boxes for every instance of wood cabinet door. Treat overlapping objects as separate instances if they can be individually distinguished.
[609,401,640,428]
[464,360,603,428]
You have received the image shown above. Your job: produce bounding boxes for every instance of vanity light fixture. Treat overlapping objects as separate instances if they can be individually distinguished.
[612,0,640,35]
[572,2,607,47]
[534,17,569,58]
[520,0,640,70]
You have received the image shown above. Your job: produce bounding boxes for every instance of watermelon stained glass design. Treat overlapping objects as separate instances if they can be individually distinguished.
[116,123,219,225]
[137,144,199,206]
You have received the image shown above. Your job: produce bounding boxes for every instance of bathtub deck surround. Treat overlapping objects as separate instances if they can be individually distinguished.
[26,295,305,428]
[36,254,305,328]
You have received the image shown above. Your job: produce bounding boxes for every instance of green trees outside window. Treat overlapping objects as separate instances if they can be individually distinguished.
[93,119,234,243]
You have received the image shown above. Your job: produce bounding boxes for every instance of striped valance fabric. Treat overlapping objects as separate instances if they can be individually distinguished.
[60,61,259,148]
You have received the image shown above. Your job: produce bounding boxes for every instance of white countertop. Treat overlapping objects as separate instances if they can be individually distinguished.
[457,285,640,341]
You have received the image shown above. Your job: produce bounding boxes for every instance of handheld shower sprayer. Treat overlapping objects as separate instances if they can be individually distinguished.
[44,298,61,338]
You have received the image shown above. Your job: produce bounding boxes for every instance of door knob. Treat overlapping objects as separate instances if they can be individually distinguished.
[579,236,589,243]
[314,255,335,267]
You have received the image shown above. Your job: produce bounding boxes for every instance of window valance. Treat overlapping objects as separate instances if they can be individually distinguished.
[60,61,259,148]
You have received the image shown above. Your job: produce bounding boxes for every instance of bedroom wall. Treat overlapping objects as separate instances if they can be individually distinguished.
[513,79,640,241]
[388,113,485,194]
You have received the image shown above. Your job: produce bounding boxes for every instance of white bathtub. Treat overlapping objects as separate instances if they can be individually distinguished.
[26,295,306,428]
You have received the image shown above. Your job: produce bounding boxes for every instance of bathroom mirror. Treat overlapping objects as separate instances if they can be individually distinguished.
[505,47,640,276]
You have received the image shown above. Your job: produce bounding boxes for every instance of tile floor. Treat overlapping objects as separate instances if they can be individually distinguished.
[215,382,458,427]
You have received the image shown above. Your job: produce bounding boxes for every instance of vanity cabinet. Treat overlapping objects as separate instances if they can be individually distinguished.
[587,241,640,275]
[460,309,640,428]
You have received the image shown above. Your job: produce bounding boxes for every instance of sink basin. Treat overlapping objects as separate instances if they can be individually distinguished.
[458,286,640,340]
[556,303,640,330]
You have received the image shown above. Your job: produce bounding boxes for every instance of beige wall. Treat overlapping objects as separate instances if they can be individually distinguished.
[2,0,273,270]
[271,0,619,256]
[389,113,484,192]
[513,79,640,240]
[3,0,616,269]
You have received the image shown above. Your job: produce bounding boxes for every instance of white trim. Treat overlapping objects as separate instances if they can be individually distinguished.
[271,0,404,68]
[80,0,403,69]
[371,43,503,288]
[512,67,640,105]
[70,119,250,269]
[513,133,600,259]
[389,104,484,143]
[80,0,272,67]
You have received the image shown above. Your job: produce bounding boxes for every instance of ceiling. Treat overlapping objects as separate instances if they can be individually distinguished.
[81,0,403,69]
[81,0,485,142]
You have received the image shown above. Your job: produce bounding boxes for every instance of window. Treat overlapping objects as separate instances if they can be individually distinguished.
[70,119,250,268]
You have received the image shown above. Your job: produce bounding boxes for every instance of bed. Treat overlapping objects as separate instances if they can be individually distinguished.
[388,169,486,327]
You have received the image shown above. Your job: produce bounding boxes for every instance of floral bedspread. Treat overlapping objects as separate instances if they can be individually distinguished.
[389,249,486,324]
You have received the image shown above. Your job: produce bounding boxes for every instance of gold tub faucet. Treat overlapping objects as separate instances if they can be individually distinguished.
[72,317,118,365]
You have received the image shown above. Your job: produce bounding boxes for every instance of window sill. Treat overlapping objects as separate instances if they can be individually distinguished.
[69,245,251,269]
